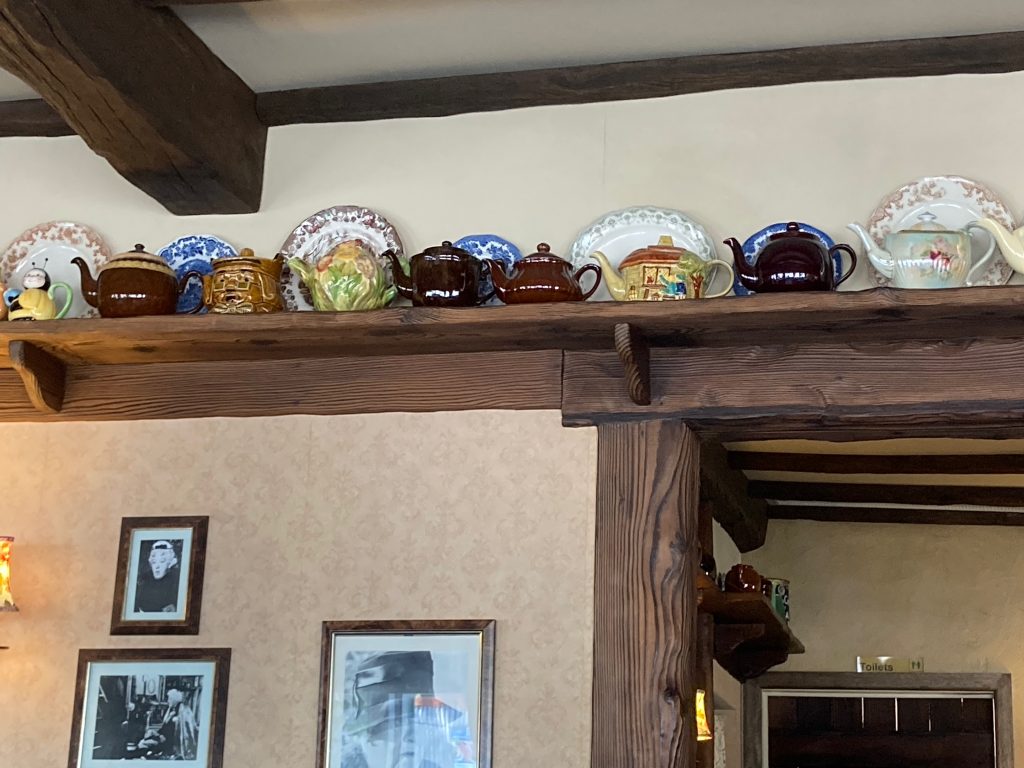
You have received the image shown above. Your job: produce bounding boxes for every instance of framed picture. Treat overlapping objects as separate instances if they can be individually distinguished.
[67,647,231,768]
[316,619,496,768]
[110,516,208,635]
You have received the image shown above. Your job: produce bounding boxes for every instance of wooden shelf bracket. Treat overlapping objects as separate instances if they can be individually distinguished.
[613,323,651,405]
[9,340,67,414]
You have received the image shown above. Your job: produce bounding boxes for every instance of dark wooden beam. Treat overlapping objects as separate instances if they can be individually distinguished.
[593,420,699,768]
[0,98,71,136]
[699,440,768,552]
[613,323,650,406]
[562,339,1024,441]
[9,340,65,413]
[769,504,1024,526]
[730,451,1024,475]
[256,30,1024,124]
[0,0,266,214]
[750,482,1024,507]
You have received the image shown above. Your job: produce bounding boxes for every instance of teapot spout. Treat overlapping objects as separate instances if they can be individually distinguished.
[589,251,624,300]
[70,256,99,307]
[723,237,759,292]
[485,259,511,298]
[972,218,1024,274]
[847,222,894,279]
[382,249,413,299]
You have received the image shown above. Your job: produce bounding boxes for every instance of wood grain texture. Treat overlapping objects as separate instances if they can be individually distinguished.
[699,440,767,552]
[729,451,1024,474]
[750,481,1024,506]
[9,340,65,413]
[0,0,266,214]
[0,350,561,422]
[613,323,650,405]
[256,31,1024,124]
[0,97,71,136]
[769,504,1024,526]
[593,421,699,768]
[562,338,1024,440]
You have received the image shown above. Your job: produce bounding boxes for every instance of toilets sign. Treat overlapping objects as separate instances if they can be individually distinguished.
[857,656,925,673]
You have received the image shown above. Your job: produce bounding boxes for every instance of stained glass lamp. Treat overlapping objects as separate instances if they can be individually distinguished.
[0,536,17,612]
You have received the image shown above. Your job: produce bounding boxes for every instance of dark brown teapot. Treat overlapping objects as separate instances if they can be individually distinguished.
[724,222,857,292]
[487,243,601,304]
[72,243,183,317]
[384,241,492,307]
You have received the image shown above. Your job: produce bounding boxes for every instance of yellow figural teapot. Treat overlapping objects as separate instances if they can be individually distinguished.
[3,266,72,321]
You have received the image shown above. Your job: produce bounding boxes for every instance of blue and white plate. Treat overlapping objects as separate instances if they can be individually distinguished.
[159,235,238,312]
[453,234,522,301]
[734,222,838,297]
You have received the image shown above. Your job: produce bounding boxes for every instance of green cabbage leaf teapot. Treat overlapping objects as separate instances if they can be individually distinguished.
[848,214,996,289]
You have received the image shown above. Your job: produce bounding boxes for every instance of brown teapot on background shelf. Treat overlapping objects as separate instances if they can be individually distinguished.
[384,241,491,307]
[72,244,184,318]
[181,249,285,314]
[724,222,857,293]
[487,243,601,304]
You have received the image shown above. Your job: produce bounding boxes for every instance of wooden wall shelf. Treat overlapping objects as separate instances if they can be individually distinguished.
[697,573,804,681]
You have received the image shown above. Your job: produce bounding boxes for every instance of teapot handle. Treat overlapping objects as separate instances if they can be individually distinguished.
[179,270,207,314]
[830,244,858,287]
[573,263,603,301]
[965,223,997,286]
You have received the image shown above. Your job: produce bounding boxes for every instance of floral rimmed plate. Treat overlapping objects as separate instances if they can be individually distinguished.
[734,222,840,297]
[1,221,112,318]
[279,206,404,311]
[569,206,719,301]
[159,235,238,313]
[864,176,1016,287]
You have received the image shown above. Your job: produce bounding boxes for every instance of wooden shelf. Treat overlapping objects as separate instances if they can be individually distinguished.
[698,572,804,681]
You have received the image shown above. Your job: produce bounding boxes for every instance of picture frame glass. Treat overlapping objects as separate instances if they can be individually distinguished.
[122,527,193,622]
[77,659,216,767]
[327,632,484,768]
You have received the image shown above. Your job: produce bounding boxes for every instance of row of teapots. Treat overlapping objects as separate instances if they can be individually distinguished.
[9,216,1024,320]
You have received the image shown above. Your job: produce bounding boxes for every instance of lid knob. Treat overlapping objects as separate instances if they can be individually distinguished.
[133,243,146,253]
[657,235,674,246]
[536,243,551,253]
[240,248,255,258]
[785,222,800,232]
[442,240,453,247]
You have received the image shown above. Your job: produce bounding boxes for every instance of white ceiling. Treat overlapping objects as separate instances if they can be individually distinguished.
[2,0,1024,100]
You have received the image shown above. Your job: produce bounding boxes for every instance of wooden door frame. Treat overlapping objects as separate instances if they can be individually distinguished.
[743,671,1013,768]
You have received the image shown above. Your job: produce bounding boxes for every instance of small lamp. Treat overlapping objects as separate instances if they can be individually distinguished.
[0,536,17,612]
[695,688,713,742]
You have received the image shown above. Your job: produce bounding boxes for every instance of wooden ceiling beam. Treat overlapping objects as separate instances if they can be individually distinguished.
[729,451,1024,475]
[749,482,1024,507]
[0,0,266,214]
[769,504,1024,527]
[699,440,768,553]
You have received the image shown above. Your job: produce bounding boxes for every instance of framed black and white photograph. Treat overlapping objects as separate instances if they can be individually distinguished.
[67,647,230,768]
[316,619,495,768]
[110,516,208,635]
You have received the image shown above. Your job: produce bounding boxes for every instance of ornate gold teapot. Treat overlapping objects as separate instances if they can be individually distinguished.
[182,249,284,314]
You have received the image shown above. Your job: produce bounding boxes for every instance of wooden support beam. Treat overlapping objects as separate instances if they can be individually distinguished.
[750,482,1024,507]
[699,440,768,552]
[9,340,66,414]
[593,420,699,768]
[562,339,1024,441]
[0,0,266,214]
[730,451,1024,475]
[769,504,1024,526]
[256,30,1024,125]
[0,98,71,137]
[613,323,651,406]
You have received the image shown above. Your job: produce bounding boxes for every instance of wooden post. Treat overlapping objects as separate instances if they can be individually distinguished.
[593,420,700,768]
[695,501,715,768]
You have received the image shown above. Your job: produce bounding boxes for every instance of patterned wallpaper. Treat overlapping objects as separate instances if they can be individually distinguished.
[0,411,597,767]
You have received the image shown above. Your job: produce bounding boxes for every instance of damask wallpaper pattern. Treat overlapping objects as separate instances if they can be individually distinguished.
[0,411,597,768]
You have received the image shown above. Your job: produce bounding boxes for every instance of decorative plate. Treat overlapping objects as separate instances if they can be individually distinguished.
[734,222,839,297]
[279,205,404,311]
[569,206,719,301]
[453,234,522,302]
[0,221,112,319]
[158,234,238,313]
[864,176,1016,287]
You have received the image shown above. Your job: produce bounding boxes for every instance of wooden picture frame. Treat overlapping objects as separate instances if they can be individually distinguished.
[67,647,231,768]
[315,619,496,768]
[110,516,209,635]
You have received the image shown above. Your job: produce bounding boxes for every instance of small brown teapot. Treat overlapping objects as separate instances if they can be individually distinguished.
[487,243,601,304]
[385,241,491,307]
[725,223,857,293]
[72,243,184,317]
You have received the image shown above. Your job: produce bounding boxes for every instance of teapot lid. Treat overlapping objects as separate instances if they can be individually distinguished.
[419,240,472,257]
[523,243,568,262]
[112,243,166,265]
[768,222,818,241]
[901,212,948,233]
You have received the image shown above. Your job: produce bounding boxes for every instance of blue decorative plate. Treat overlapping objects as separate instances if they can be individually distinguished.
[734,222,838,297]
[159,235,238,312]
[453,234,522,301]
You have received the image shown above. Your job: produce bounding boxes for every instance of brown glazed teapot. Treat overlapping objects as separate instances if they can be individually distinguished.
[724,223,857,292]
[72,243,184,317]
[384,241,492,307]
[487,243,601,304]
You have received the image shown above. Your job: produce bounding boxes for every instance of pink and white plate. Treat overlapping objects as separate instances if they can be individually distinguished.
[865,176,1016,287]
[279,205,405,311]
[1,221,112,318]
